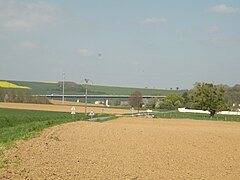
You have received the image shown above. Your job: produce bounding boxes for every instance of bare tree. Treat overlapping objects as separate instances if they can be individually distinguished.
[0,88,5,102]
[129,91,143,113]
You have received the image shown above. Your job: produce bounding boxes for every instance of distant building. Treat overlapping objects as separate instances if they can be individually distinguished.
[95,101,104,105]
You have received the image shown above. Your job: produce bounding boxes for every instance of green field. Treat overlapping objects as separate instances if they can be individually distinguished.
[1,80,63,95]
[0,108,91,151]
[155,111,240,122]
[1,80,186,96]
[88,84,185,95]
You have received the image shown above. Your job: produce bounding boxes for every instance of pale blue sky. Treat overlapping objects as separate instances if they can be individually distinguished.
[0,0,239,89]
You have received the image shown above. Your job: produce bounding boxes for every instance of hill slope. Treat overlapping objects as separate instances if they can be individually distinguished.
[0,80,186,95]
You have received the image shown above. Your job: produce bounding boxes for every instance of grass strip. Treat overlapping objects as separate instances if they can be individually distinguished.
[0,108,112,153]
[155,112,240,122]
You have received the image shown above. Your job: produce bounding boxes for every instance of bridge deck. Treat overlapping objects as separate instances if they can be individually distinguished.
[39,95,166,99]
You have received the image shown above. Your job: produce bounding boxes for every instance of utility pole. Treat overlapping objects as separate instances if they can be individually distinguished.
[62,73,65,104]
[84,78,89,115]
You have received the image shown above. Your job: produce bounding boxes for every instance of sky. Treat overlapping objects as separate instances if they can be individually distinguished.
[0,0,240,89]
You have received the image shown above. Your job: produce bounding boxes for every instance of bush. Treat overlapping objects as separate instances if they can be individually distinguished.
[159,93,184,110]
[145,98,158,109]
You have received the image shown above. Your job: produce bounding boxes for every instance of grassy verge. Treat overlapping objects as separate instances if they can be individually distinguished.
[155,111,240,122]
[90,116,119,123]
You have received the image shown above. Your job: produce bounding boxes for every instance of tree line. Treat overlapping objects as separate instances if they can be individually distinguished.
[0,88,50,104]
[129,82,240,117]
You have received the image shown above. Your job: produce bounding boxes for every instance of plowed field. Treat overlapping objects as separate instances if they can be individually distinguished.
[1,117,240,179]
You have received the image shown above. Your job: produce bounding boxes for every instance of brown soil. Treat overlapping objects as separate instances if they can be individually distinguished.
[1,117,240,179]
[0,102,132,115]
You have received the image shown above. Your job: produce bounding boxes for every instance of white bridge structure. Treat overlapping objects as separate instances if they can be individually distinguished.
[41,94,166,99]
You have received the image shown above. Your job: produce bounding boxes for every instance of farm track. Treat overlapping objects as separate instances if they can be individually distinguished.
[1,117,240,179]
[0,102,132,115]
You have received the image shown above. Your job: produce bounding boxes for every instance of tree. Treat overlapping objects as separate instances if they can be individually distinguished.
[129,91,143,113]
[15,91,23,103]
[145,98,158,109]
[4,94,9,102]
[8,91,17,102]
[224,84,240,110]
[25,91,33,103]
[0,88,5,102]
[182,91,192,107]
[57,81,85,92]
[159,93,184,110]
[110,99,121,106]
[189,82,227,117]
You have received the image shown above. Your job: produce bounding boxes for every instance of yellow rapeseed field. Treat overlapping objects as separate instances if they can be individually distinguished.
[28,80,57,84]
[0,81,31,89]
